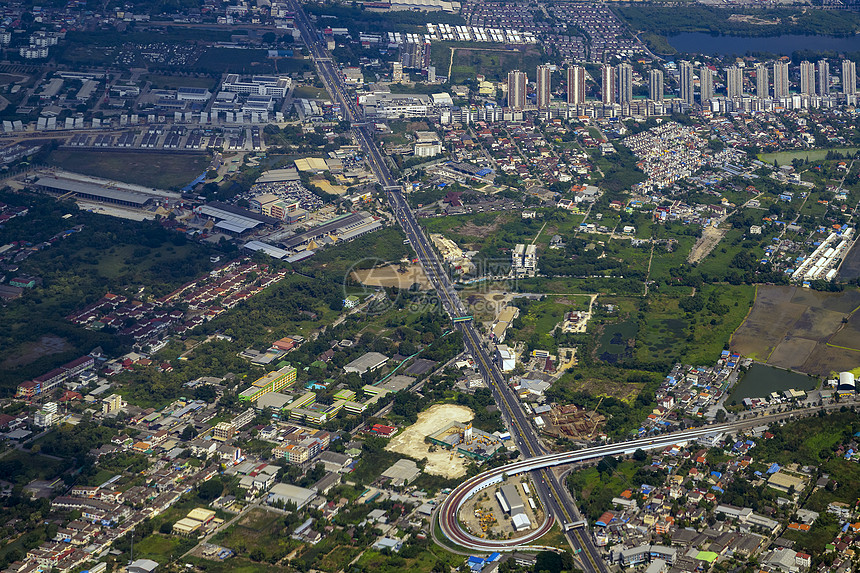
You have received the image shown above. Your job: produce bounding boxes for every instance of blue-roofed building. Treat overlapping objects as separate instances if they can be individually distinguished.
[467,553,501,572]
[767,463,780,474]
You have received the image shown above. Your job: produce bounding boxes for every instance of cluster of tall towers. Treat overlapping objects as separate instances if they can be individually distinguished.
[509,63,667,110]
[682,59,856,104]
[507,59,858,110]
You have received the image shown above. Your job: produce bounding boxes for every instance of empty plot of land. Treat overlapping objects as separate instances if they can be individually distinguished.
[766,337,817,371]
[687,226,728,264]
[385,403,474,479]
[352,264,431,290]
[730,286,807,361]
[2,335,71,368]
[47,150,210,190]
[731,285,860,376]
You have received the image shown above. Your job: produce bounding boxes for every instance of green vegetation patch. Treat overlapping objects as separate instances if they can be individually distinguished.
[615,5,860,37]
[637,285,756,367]
[292,86,331,99]
[567,456,659,521]
[133,534,195,564]
[212,507,301,563]
[0,450,66,485]
[508,296,590,353]
[759,148,860,167]
[449,46,544,83]
[47,150,211,190]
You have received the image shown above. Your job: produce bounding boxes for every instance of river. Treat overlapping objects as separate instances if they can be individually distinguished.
[668,32,860,56]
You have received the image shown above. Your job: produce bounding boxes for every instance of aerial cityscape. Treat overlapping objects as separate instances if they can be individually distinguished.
[2,0,860,573]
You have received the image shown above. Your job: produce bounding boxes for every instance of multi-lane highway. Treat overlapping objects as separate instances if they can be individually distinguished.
[287,2,605,569]
[436,424,734,551]
[285,4,854,567]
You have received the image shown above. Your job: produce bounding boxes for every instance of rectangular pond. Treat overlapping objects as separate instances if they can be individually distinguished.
[727,363,817,406]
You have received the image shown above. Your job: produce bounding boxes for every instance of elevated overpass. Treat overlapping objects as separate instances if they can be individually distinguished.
[436,425,731,551]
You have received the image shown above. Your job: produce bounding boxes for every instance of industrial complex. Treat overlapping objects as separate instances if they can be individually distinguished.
[426,422,504,461]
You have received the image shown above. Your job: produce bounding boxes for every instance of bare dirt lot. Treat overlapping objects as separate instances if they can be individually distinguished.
[2,335,72,368]
[730,285,860,376]
[459,218,504,240]
[385,404,474,478]
[687,226,728,264]
[352,264,431,290]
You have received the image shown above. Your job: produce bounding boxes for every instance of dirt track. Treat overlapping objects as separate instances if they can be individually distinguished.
[385,404,474,478]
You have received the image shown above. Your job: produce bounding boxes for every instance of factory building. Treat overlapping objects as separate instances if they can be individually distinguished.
[426,422,503,461]
[496,484,531,531]
[838,371,856,397]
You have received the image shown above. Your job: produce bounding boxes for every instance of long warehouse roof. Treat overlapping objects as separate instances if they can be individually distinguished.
[35,176,155,206]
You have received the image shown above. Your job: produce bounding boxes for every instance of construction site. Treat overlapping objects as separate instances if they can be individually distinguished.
[459,477,543,539]
[426,422,504,462]
[538,403,605,442]
[430,233,475,274]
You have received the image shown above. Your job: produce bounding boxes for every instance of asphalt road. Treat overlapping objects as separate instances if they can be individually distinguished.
[286,4,606,569]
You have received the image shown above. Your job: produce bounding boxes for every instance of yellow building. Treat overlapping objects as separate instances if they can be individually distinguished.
[239,365,297,401]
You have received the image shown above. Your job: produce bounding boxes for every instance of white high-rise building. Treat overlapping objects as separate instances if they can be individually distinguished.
[507,69,527,110]
[567,65,586,106]
[617,63,633,104]
[649,69,664,102]
[843,59,856,95]
[800,61,816,95]
[536,65,552,109]
[700,66,714,103]
[755,63,769,99]
[680,61,694,105]
[818,59,830,96]
[774,61,790,98]
[727,66,743,98]
[601,64,616,104]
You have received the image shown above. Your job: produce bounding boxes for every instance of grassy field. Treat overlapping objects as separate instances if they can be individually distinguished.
[211,508,299,563]
[551,364,656,404]
[47,150,210,190]
[293,86,331,99]
[133,534,195,564]
[80,243,204,283]
[759,148,860,166]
